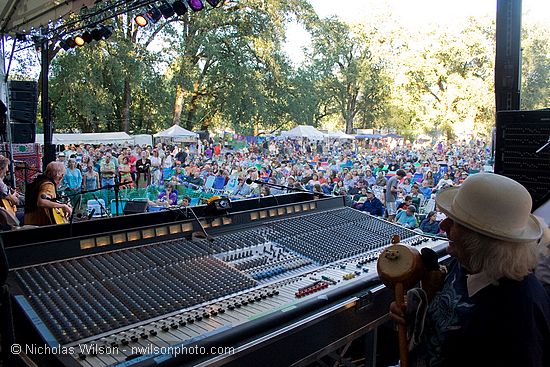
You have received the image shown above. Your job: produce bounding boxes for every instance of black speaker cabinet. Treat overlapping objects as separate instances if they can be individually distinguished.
[10,100,36,112]
[123,200,148,215]
[494,109,550,210]
[8,90,36,102]
[11,109,35,123]
[11,123,36,144]
[8,80,38,92]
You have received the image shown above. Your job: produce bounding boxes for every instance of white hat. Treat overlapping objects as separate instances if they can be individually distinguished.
[436,173,543,242]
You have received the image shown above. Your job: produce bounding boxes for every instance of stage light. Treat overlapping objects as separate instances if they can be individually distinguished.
[59,39,71,51]
[187,0,204,12]
[206,196,231,215]
[74,35,85,47]
[66,38,76,48]
[91,28,103,41]
[159,3,175,18]
[81,31,93,44]
[100,25,113,39]
[172,1,188,15]
[135,14,148,27]
[90,25,113,41]
[145,6,162,23]
[206,0,222,7]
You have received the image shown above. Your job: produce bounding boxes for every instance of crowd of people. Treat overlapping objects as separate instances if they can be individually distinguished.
[2,135,549,367]
[46,136,493,233]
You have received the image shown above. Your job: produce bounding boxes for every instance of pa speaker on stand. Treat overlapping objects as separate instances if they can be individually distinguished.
[494,109,550,210]
[8,80,38,144]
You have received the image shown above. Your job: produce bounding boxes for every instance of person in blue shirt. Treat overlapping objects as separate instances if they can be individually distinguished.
[361,189,384,216]
[419,211,440,235]
[231,177,251,197]
[390,173,550,367]
[63,158,82,195]
[395,205,418,228]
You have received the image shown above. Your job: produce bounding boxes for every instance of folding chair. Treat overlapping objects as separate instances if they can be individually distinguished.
[213,176,226,194]
[204,175,215,191]
[224,177,238,195]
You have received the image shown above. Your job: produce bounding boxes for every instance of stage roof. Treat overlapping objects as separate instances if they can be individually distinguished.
[0,0,97,35]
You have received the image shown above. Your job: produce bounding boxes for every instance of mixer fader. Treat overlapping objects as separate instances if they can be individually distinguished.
[6,198,448,367]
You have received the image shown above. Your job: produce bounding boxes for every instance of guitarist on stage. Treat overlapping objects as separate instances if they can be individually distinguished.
[0,155,21,226]
[24,161,72,226]
[0,155,21,206]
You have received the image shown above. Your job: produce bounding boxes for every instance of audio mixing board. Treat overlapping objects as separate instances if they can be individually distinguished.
[3,196,448,367]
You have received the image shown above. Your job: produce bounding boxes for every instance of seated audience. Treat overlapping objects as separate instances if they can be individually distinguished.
[395,205,418,228]
[361,189,384,216]
[419,210,440,235]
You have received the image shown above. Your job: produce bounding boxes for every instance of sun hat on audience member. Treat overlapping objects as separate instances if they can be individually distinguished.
[435,173,543,242]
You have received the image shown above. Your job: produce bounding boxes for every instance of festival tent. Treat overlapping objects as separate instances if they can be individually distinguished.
[35,132,134,145]
[281,125,326,140]
[153,124,198,143]
[132,134,153,147]
[355,133,383,139]
[327,131,355,140]
[384,133,403,139]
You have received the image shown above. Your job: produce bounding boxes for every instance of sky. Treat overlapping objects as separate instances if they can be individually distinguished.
[284,0,550,64]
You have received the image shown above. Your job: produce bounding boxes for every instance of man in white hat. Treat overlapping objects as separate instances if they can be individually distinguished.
[390,173,550,367]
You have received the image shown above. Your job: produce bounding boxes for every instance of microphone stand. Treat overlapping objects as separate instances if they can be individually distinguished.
[68,195,82,237]
[91,193,109,218]
[536,136,550,154]
[186,206,214,254]
[249,179,331,198]
[114,177,120,217]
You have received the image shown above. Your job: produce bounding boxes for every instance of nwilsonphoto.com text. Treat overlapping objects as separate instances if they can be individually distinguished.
[12,343,236,357]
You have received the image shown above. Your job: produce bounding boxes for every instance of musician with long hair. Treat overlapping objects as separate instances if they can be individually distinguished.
[0,155,20,208]
[0,155,21,227]
[24,161,72,226]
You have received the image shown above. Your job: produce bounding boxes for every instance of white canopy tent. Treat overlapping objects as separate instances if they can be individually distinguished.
[153,124,198,143]
[132,134,153,147]
[281,125,326,140]
[327,131,355,140]
[35,132,134,145]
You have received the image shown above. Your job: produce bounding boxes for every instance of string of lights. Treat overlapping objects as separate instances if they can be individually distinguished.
[12,0,225,53]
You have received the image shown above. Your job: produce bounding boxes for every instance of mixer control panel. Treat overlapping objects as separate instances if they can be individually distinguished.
[9,206,448,367]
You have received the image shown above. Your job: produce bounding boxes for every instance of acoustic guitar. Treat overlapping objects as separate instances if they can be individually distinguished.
[1,187,18,213]
[51,207,68,224]
[0,191,19,226]
[49,195,70,224]
[0,196,17,218]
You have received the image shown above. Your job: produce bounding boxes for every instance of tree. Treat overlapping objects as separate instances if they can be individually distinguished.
[304,18,391,133]
[396,17,495,139]
[163,0,316,133]
[520,24,550,110]
[49,13,170,133]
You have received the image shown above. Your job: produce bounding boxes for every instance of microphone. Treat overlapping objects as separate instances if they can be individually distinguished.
[40,194,63,203]
[246,178,330,197]
[245,178,262,185]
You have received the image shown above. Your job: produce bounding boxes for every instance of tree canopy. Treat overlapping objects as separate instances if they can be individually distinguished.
[8,0,550,139]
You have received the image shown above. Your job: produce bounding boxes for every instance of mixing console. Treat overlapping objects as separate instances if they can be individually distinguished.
[6,201,448,367]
